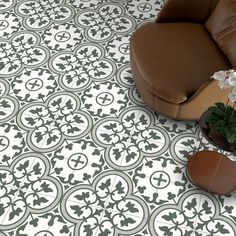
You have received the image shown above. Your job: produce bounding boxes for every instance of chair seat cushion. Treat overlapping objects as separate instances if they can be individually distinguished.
[130,22,231,104]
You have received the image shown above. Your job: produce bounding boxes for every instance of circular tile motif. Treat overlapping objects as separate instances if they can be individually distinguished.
[12,68,59,102]
[55,31,71,42]
[0,153,62,230]
[0,12,21,38]
[0,31,49,77]
[25,78,43,91]
[138,3,152,12]
[0,1,235,235]
[68,153,88,170]
[96,92,114,106]
[75,3,135,42]
[15,0,75,31]
[150,171,170,189]
[0,0,15,12]
[92,107,170,170]
[118,43,130,54]
[61,170,149,236]
[149,190,236,236]
[17,92,92,152]
[35,232,53,236]
[49,43,116,92]
[0,79,19,123]
[42,23,83,51]
[0,136,9,152]
[0,20,8,30]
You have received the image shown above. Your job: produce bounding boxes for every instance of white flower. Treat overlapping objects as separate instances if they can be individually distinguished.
[228,90,236,102]
[228,71,236,87]
[211,70,229,81]
[212,69,236,89]
[218,78,231,89]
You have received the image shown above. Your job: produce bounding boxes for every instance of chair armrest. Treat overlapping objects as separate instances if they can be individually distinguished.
[176,80,232,120]
[156,0,219,23]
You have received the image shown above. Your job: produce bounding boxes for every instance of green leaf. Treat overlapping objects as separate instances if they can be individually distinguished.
[9,207,23,220]
[209,107,225,117]
[73,115,84,124]
[215,102,225,110]
[149,131,161,140]
[215,222,230,234]
[162,212,177,221]
[126,152,137,162]
[100,133,112,143]
[33,197,48,206]
[67,126,80,134]
[29,17,36,25]
[139,114,148,125]
[115,181,124,194]
[120,217,136,226]
[145,143,158,151]
[0,100,11,108]
[75,192,90,201]
[46,135,58,145]
[185,198,197,210]
[65,100,73,110]
[98,229,111,236]
[33,49,43,56]
[125,113,135,122]
[181,139,194,147]
[113,148,122,160]
[83,224,93,236]
[35,131,43,143]
[27,37,34,45]
[0,172,6,181]
[56,63,66,70]
[99,179,111,190]
[104,123,117,130]
[17,160,29,171]
[14,35,24,43]
[71,205,83,217]
[202,200,212,214]
[51,98,62,107]
[0,204,5,216]
[91,49,99,57]
[159,226,173,236]
[99,61,109,69]
[0,111,6,116]
[29,107,42,114]
[41,182,53,193]
[226,132,235,144]
[33,162,42,175]
[25,117,36,126]
[126,201,139,213]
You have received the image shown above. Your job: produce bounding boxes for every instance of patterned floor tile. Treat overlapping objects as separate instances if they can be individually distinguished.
[0,0,236,235]
[125,0,164,20]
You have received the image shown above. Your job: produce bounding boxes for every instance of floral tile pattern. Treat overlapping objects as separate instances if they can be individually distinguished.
[0,0,236,236]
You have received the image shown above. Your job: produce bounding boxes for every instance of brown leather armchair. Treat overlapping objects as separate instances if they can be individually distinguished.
[130,0,236,120]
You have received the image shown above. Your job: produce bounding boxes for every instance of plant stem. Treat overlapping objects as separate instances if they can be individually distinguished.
[226,98,230,106]
[225,98,230,112]
[229,101,236,123]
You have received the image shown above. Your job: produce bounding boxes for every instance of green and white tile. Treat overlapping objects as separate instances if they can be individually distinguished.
[0,0,236,235]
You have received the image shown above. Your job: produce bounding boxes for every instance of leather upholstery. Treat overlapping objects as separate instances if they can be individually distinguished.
[157,0,219,23]
[206,0,236,67]
[130,0,234,120]
[131,23,230,104]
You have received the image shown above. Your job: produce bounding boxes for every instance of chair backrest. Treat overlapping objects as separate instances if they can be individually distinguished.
[206,0,236,68]
[156,0,219,23]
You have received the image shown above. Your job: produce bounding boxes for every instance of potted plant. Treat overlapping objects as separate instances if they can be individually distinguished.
[204,69,236,150]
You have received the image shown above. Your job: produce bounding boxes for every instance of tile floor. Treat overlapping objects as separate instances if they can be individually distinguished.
[0,0,236,236]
